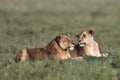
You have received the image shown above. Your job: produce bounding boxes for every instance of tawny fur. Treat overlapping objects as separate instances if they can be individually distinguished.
[15,34,74,62]
[69,44,84,57]
[70,29,108,57]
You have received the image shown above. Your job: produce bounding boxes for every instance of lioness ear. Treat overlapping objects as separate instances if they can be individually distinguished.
[57,34,61,39]
[75,33,79,37]
[67,34,71,37]
[88,29,94,35]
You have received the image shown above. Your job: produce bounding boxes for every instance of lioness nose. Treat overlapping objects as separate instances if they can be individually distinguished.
[79,40,81,42]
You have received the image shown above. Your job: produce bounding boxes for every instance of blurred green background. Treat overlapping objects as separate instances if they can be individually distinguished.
[0,0,120,80]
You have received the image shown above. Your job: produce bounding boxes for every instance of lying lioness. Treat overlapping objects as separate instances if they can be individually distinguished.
[70,29,108,57]
[15,33,75,62]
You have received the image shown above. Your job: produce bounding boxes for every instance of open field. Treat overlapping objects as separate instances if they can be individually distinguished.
[0,0,120,80]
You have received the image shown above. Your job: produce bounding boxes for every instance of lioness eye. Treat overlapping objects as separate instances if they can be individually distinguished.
[83,34,86,37]
[66,38,69,41]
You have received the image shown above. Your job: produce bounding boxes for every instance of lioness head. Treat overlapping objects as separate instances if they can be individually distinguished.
[56,34,74,50]
[76,29,94,47]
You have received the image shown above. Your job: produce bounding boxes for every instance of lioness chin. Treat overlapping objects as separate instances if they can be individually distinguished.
[15,33,75,62]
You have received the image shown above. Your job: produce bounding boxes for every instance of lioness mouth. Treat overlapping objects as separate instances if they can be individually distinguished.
[68,45,74,50]
[79,43,86,47]
[69,46,74,50]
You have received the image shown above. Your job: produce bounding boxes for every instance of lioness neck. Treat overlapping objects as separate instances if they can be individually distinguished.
[83,40,94,56]
[46,39,70,60]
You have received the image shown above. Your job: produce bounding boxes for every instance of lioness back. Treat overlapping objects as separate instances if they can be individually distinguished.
[15,48,48,62]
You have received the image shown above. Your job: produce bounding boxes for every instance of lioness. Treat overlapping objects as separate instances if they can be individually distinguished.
[15,33,75,62]
[70,29,108,57]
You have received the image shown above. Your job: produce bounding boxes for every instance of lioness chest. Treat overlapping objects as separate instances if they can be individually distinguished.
[83,41,100,56]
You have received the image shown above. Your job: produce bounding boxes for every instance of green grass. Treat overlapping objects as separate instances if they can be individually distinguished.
[0,0,120,80]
